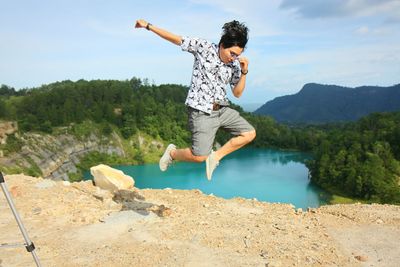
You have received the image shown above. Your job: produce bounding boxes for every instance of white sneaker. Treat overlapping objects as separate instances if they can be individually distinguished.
[159,144,176,171]
[206,151,219,180]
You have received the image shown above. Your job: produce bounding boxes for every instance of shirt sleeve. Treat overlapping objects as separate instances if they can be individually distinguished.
[230,62,241,88]
[180,36,206,54]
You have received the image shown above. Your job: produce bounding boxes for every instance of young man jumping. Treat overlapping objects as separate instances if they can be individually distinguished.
[135,19,256,180]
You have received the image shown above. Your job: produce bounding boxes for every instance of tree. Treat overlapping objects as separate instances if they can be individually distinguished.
[0,99,7,117]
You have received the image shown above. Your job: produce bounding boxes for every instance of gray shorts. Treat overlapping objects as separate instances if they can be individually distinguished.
[188,106,255,156]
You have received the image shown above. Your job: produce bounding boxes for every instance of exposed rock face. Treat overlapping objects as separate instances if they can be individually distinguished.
[0,121,18,145]
[90,164,134,192]
[23,132,125,180]
[0,125,166,182]
[1,129,126,181]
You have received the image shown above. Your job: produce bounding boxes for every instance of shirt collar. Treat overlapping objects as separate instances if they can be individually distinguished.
[212,43,235,67]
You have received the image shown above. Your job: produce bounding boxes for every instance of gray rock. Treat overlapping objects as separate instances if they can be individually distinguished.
[35,179,57,189]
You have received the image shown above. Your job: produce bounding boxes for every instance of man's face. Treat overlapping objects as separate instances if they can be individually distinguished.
[219,44,243,64]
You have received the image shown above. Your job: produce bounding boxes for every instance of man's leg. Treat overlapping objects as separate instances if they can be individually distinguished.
[160,108,217,172]
[205,130,255,180]
[206,108,256,180]
[171,148,207,163]
[213,130,256,161]
[159,146,207,171]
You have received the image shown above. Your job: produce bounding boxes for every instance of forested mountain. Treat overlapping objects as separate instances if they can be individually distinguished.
[255,83,400,124]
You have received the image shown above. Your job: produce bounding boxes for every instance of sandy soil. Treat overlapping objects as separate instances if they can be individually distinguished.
[1,174,399,267]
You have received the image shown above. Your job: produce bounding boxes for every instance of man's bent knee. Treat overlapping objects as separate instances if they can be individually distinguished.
[190,151,208,163]
[242,130,256,143]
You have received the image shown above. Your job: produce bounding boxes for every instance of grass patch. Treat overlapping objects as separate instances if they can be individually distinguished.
[68,171,84,183]
[24,156,43,177]
[329,195,364,205]
[0,165,24,175]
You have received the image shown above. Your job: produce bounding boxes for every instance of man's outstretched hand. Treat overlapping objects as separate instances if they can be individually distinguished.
[135,19,147,29]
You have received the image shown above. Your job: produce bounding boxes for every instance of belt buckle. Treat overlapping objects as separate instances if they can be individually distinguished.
[213,103,220,111]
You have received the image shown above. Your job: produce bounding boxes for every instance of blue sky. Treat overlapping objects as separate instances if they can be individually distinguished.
[1,0,399,106]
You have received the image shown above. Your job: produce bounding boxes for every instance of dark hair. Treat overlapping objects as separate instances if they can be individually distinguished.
[219,20,249,49]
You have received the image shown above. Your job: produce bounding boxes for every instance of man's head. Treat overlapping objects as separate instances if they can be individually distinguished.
[218,20,249,63]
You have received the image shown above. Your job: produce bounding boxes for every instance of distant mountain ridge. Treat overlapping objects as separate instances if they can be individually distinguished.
[254,83,400,124]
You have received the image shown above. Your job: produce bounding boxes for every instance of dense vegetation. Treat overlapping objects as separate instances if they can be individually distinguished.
[1,79,190,148]
[307,112,400,204]
[0,80,319,151]
[1,80,399,204]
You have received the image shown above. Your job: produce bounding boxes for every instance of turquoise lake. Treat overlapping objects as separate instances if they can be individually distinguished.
[85,148,328,209]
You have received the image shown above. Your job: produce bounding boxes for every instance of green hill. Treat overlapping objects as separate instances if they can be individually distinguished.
[255,83,400,124]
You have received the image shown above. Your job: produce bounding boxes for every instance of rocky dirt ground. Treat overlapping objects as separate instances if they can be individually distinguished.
[0,174,399,267]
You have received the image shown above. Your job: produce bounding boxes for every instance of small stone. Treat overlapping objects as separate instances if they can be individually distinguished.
[308,208,317,213]
[203,203,210,208]
[113,189,144,202]
[376,219,384,224]
[244,238,250,248]
[62,181,71,186]
[355,255,368,262]
[311,243,319,251]
[32,207,42,215]
[150,205,172,217]
[260,249,268,259]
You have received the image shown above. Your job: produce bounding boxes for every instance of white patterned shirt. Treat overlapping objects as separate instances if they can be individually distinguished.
[181,36,241,114]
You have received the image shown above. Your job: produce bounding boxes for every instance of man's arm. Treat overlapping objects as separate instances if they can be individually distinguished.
[135,19,182,46]
[232,57,249,98]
